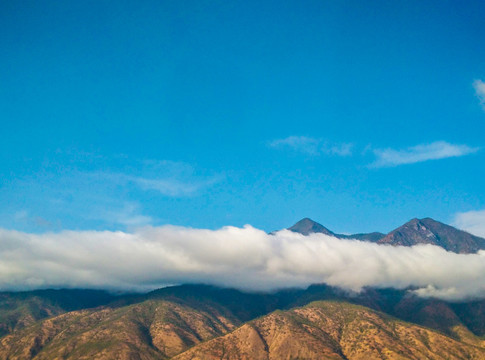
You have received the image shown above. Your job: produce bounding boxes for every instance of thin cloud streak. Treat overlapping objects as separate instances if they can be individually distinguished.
[98,202,153,228]
[370,141,479,168]
[269,136,353,156]
[130,175,221,197]
[1,225,485,300]
[269,136,321,155]
[473,79,485,109]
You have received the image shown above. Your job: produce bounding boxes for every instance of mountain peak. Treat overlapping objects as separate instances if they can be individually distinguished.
[378,217,485,253]
[288,218,334,236]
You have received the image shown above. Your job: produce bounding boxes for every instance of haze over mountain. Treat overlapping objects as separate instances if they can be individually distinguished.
[2,217,485,359]
[2,217,485,300]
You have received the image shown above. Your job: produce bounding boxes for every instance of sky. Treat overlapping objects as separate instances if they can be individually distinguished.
[1,0,485,235]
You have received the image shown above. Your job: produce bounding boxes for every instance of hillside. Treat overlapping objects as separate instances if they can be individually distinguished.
[2,297,485,360]
[0,299,239,360]
[173,301,485,360]
[0,289,116,337]
[2,285,485,359]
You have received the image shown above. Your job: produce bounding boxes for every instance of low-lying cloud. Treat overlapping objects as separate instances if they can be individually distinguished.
[1,226,485,300]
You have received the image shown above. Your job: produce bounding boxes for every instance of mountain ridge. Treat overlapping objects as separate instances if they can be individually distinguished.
[288,217,485,253]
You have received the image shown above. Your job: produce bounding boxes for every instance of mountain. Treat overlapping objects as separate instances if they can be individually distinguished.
[288,218,385,242]
[288,217,335,236]
[0,289,116,337]
[2,284,485,359]
[377,217,485,253]
[3,284,485,358]
[173,301,485,360]
[0,298,239,360]
[288,217,485,253]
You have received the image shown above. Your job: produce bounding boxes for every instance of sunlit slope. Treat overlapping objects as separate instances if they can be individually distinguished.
[174,301,485,360]
[0,299,238,360]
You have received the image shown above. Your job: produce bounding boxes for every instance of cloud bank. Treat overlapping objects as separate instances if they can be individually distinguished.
[1,225,485,300]
[371,141,479,167]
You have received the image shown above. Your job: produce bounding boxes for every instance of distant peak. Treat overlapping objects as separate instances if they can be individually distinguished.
[295,218,317,225]
[408,217,439,224]
[419,217,440,224]
[404,217,442,227]
[378,216,485,253]
[406,218,420,224]
[288,218,334,236]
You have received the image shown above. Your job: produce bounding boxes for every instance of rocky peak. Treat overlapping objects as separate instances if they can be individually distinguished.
[378,217,485,253]
[288,218,335,236]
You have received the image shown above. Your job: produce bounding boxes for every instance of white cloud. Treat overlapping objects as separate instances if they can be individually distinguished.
[473,79,485,109]
[371,141,479,168]
[269,136,353,157]
[453,209,485,238]
[1,225,485,300]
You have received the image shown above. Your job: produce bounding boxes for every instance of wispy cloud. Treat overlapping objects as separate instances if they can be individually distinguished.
[1,225,485,300]
[269,136,320,155]
[130,175,221,197]
[96,160,221,197]
[269,136,353,156]
[1,158,222,231]
[370,141,479,168]
[453,209,485,238]
[473,79,485,109]
[99,172,219,198]
[97,202,153,228]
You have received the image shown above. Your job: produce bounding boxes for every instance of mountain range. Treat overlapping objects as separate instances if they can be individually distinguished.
[288,217,485,253]
[1,217,485,359]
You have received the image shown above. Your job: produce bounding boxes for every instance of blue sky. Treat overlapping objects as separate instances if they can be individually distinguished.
[1,0,485,235]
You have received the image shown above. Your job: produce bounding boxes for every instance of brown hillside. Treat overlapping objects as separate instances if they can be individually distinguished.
[0,299,237,360]
[173,301,485,360]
